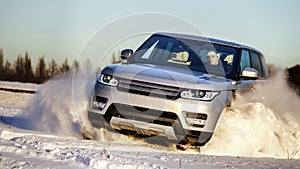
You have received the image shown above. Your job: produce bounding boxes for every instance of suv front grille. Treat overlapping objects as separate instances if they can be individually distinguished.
[117,78,180,100]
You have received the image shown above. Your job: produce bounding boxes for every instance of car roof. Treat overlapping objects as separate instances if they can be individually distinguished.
[155,32,261,53]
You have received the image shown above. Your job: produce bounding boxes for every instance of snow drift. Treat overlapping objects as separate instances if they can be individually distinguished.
[202,71,300,159]
[22,68,300,159]
[22,72,87,138]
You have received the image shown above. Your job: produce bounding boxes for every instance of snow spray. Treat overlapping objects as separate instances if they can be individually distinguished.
[202,70,300,159]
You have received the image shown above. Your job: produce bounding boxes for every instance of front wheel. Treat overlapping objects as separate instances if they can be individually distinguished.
[181,131,213,146]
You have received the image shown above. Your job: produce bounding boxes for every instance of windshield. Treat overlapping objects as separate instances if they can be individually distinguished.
[128,35,237,78]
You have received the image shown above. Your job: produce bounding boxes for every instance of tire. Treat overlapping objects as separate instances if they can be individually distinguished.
[185,131,213,146]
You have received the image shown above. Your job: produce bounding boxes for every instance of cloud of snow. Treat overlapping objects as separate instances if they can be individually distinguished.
[202,70,300,159]
[21,64,144,145]
[22,65,97,139]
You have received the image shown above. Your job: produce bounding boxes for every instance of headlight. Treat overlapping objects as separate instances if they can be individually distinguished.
[180,90,219,101]
[97,74,118,86]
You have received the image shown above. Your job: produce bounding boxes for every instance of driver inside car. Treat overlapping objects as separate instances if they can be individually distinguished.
[206,50,225,76]
[207,51,221,65]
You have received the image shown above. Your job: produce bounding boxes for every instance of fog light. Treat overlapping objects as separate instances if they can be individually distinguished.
[91,95,108,110]
[185,112,207,120]
[184,112,207,127]
[185,118,206,126]
[92,101,106,109]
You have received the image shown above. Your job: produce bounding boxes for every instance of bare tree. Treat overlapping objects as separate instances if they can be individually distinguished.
[3,60,12,80]
[24,52,34,81]
[14,55,25,81]
[35,56,47,83]
[0,49,4,80]
[47,59,59,77]
[72,59,79,70]
[60,58,70,73]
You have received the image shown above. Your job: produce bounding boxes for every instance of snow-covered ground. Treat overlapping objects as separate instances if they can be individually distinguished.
[1,71,300,168]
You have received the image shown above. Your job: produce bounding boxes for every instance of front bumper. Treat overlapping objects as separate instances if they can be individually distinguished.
[88,82,231,142]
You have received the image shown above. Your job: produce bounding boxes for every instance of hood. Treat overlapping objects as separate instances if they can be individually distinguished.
[101,63,233,91]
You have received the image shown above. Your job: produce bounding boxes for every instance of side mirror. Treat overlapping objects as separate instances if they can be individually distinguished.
[121,49,133,60]
[242,67,259,79]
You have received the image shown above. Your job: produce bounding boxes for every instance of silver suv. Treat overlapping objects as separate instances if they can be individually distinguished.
[87,32,268,145]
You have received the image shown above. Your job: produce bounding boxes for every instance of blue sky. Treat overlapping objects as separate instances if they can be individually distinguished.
[0,0,299,67]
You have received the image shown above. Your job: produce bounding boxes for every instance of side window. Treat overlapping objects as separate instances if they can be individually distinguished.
[260,54,269,79]
[250,51,262,76]
[240,50,251,75]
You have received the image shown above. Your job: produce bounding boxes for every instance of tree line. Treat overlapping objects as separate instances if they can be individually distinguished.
[0,49,79,84]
